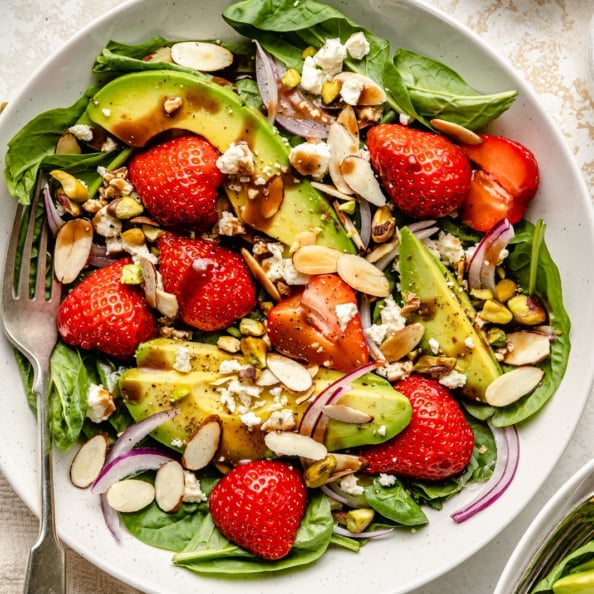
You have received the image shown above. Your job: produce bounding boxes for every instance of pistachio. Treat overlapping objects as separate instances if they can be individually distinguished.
[121,227,146,247]
[54,218,93,284]
[371,205,396,243]
[321,79,341,104]
[430,118,482,145]
[336,253,390,297]
[414,354,457,375]
[240,336,268,368]
[479,300,513,324]
[303,455,337,488]
[281,68,301,89]
[507,294,547,326]
[292,244,341,275]
[170,41,234,72]
[120,263,143,285]
[470,287,494,301]
[495,278,517,303]
[239,317,266,337]
[50,169,88,202]
[486,326,507,348]
[345,508,375,533]
[484,366,544,407]
[108,196,144,219]
[503,331,551,366]
[380,322,425,362]
[217,335,242,354]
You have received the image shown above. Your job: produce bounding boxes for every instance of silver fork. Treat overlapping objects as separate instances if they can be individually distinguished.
[1,174,65,593]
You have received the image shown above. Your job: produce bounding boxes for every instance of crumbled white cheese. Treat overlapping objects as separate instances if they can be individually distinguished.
[101,108,111,117]
[344,32,370,60]
[218,359,246,374]
[216,141,255,176]
[365,295,407,345]
[171,438,184,448]
[183,471,208,503]
[335,302,359,331]
[340,76,365,106]
[86,384,115,423]
[261,409,296,431]
[378,473,397,487]
[173,346,192,373]
[464,336,475,349]
[423,231,465,267]
[289,141,331,179]
[217,210,245,236]
[439,370,468,389]
[263,242,309,286]
[313,38,347,75]
[240,411,263,430]
[376,360,414,382]
[300,56,326,94]
[428,337,440,355]
[339,473,364,496]
[68,124,94,142]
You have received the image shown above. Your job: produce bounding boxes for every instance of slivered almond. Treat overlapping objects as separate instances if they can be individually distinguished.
[155,289,179,319]
[171,41,233,72]
[310,181,354,202]
[139,256,158,308]
[336,253,390,297]
[154,460,185,513]
[264,431,327,460]
[54,218,93,284]
[503,331,551,366]
[365,238,399,264]
[266,353,313,393]
[106,479,155,513]
[323,404,372,424]
[241,247,282,301]
[69,433,109,489]
[430,118,482,145]
[340,155,386,207]
[327,121,359,194]
[336,105,360,142]
[255,367,281,387]
[484,366,544,407]
[292,244,341,275]
[182,416,222,470]
[380,323,425,362]
[333,72,387,105]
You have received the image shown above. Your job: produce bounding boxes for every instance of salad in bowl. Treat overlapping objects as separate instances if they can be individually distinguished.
[0,0,578,589]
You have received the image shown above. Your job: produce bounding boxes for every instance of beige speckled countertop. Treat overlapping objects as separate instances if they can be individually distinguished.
[1,1,593,592]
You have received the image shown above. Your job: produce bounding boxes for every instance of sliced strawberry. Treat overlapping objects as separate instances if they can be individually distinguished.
[266,274,369,372]
[366,123,472,219]
[128,134,224,231]
[460,134,539,231]
[57,258,158,359]
[157,232,256,332]
[209,459,307,560]
[360,375,474,481]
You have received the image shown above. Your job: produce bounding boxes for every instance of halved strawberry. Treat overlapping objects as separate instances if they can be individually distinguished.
[266,274,369,372]
[366,123,472,219]
[460,134,540,232]
[157,232,256,332]
[128,134,224,231]
[209,459,307,560]
[57,258,158,359]
[360,375,474,481]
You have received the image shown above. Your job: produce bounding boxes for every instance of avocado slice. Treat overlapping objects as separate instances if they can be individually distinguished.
[553,569,594,594]
[120,338,411,463]
[85,69,355,252]
[398,226,501,400]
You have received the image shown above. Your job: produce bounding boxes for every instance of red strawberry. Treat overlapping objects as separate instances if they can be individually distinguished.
[459,134,540,232]
[366,123,472,219]
[157,232,256,332]
[266,274,369,373]
[209,459,307,560]
[128,134,224,231]
[57,258,158,358]
[360,375,474,481]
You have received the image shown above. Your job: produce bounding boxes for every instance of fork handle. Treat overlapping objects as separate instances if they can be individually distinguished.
[24,375,66,594]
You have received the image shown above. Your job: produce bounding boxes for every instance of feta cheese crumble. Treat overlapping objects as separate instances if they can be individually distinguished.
[335,302,359,331]
[86,384,115,423]
[216,141,255,176]
[439,370,468,389]
[183,471,208,503]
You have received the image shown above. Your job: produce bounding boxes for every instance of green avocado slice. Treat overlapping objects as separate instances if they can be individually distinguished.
[398,226,501,400]
[85,69,355,252]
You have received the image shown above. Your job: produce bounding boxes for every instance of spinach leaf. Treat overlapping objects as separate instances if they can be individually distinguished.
[490,220,571,427]
[364,477,428,526]
[173,492,333,574]
[4,87,98,205]
[49,342,89,451]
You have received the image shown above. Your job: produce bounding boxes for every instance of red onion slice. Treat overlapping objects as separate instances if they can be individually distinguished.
[320,483,366,508]
[253,40,278,121]
[467,218,515,292]
[91,448,174,495]
[275,114,330,139]
[333,524,394,539]
[358,198,372,248]
[100,493,122,541]
[451,423,520,523]
[106,408,179,464]
[42,180,65,235]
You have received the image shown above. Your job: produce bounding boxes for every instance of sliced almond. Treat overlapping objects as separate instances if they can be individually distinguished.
[430,118,482,145]
[503,331,551,366]
[240,247,282,302]
[310,181,354,202]
[484,366,545,407]
[144,46,173,64]
[69,433,109,489]
[365,237,399,264]
[380,322,425,362]
[170,41,233,72]
[327,121,359,195]
[105,479,155,513]
[255,367,281,387]
[182,415,222,471]
[54,218,93,284]
[139,256,158,308]
[333,72,387,105]
[292,244,341,275]
[266,353,313,393]
[336,253,390,297]
[323,404,373,424]
[264,431,327,461]
[336,105,360,143]
[155,288,179,319]
[154,460,185,513]
[340,155,386,207]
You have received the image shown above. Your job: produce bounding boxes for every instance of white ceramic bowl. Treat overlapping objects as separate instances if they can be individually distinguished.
[1,1,593,593]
